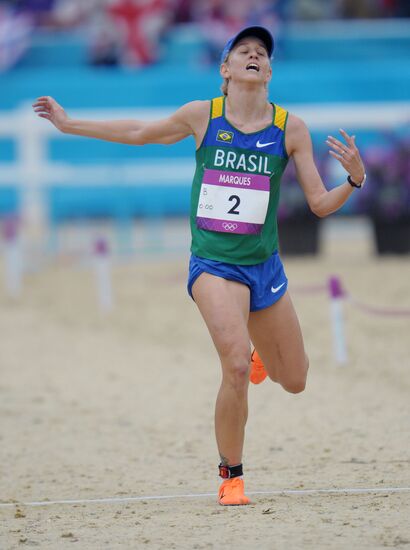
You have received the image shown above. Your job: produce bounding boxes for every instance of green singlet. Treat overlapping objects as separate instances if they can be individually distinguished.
[190,96,289,265]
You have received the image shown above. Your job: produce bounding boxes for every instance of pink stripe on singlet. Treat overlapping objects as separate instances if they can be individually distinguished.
[196,217,263,234]
[202,169,270,191]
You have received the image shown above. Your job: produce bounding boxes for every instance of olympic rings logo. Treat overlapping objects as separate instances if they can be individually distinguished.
[222,222,238,231]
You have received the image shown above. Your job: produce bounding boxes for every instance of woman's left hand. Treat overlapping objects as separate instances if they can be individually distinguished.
[326,129,365,184]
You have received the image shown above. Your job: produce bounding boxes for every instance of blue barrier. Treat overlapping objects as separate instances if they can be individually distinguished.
[0,139,15,162]
[46,185,191,222]
[2,59,409,110]
[0,188,19,216]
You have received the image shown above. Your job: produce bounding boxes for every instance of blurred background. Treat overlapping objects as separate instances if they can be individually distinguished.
[0,0,409,266]
[2,5,410,543]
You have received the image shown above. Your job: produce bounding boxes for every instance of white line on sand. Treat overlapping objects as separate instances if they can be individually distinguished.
[1,486,410,508]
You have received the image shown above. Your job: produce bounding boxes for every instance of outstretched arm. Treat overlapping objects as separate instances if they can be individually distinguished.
[286,114,365,217]
[32,96,208,146]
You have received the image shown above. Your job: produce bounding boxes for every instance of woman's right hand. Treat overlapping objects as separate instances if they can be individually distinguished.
[32,96,69,132]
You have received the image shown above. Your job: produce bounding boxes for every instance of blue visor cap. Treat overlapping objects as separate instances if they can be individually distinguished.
[220,26,274,64]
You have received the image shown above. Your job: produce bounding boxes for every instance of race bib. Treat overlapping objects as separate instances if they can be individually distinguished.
[196,168,270,235]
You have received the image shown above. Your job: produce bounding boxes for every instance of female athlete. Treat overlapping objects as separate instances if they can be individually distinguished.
[33,26,366,506]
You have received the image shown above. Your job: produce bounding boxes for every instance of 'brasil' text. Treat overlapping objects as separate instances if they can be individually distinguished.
[214,149,270,175]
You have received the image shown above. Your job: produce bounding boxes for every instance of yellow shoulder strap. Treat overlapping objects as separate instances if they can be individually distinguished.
[273,104,288,131]
[211,96,224,119]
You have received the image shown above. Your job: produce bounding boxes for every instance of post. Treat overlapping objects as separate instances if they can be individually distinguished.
[93,238,113,312]
[2,216,23,299]
[328,275,347,366]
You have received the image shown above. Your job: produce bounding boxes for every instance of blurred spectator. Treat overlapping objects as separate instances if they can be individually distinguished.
[106,0,171,66]
[10,0,109,29]
[89,10,123,66]
[49,0,123,66]
[339,0,381,19]
[50,0,108,29]
[192,0,280,64]
[0,3,33,72]
[170,0,192,24]
[2,0,408,71]
[380,0,410,17]
[284,0,410,19]
[10,0,56,27]
[290,0,340,20]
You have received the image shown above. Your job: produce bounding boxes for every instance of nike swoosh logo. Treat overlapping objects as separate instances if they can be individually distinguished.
[271,282,286,294]
[256,140,276,148]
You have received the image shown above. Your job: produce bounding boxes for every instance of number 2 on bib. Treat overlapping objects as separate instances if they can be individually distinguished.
[196,168,270,235]
[227,195,240,215]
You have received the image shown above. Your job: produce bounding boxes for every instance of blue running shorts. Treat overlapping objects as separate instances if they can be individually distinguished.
[187,251,288,312]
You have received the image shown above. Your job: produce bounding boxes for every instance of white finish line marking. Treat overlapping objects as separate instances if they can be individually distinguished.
[1,487,410,508]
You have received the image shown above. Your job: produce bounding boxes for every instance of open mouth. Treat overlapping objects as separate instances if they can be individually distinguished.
[246,63,260,72]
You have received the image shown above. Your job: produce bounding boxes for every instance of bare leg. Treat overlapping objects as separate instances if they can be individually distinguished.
[248,292,309,394]
[192,273,251,465]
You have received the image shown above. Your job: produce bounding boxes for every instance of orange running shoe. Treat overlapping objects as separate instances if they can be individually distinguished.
[250,350,268,385]
[218,477,250,506]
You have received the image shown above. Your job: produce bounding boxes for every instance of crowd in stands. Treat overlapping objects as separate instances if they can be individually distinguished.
[0,0,409,71]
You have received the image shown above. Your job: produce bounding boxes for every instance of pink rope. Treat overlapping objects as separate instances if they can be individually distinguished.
[291,277,410,317]
[347,297,410,317]
[289,283,327,294]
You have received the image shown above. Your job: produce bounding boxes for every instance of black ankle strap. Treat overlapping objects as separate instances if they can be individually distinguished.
[219,463,243,479]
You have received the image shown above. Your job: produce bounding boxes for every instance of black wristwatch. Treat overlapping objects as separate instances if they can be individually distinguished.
[348,174,366,189]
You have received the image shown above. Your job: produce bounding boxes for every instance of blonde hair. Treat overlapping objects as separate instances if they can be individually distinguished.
[220,54,230,96]
[221,79,229,96]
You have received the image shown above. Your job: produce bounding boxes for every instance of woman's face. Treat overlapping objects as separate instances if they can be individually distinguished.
[220,37,272,89]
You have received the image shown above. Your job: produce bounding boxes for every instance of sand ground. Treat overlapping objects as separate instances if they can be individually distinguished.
[0,219,409,549]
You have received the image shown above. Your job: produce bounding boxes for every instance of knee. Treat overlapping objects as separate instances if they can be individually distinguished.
[222,353,250,392]
[282,355,309,395]
[282,378,306,394]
